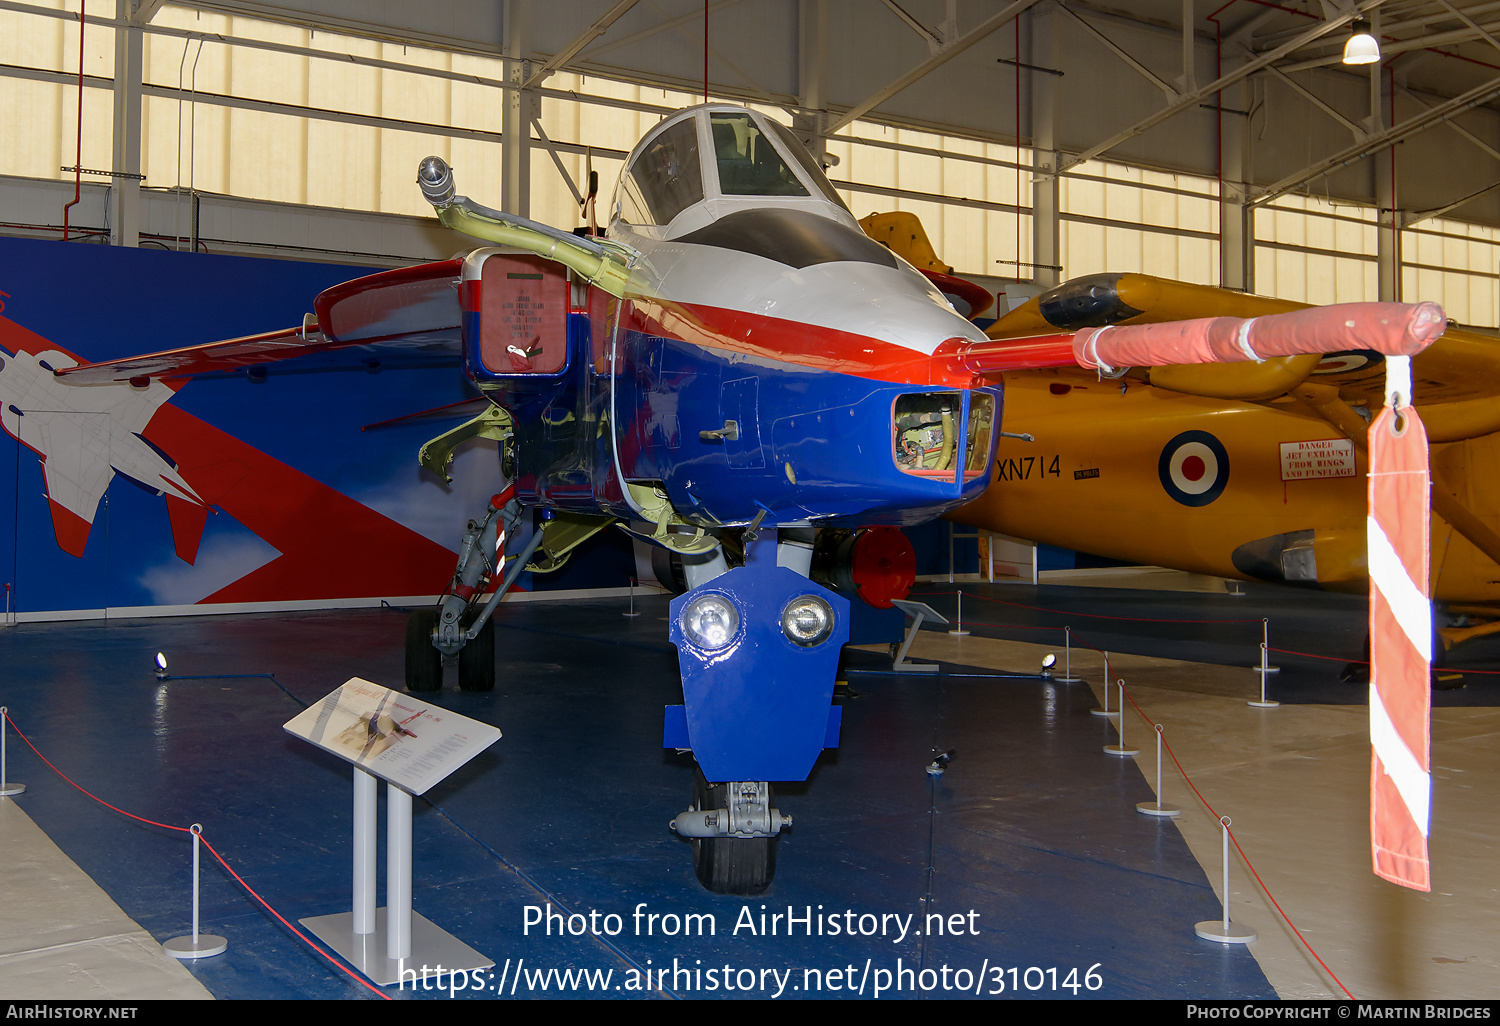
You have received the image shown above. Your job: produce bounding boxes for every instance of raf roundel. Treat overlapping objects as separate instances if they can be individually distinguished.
[1310,348,1385,376]
[1158,430,1230,507]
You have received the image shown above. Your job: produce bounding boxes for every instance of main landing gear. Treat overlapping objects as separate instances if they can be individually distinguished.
[405,491,613,693]
[405,613,494,692]
[405,488,538,693]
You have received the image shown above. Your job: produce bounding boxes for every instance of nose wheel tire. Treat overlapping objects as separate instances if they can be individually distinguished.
[405,609,442,692]
[690,772,776,895]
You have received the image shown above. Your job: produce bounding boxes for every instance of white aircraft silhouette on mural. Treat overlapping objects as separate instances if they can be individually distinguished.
[0,343,207,558]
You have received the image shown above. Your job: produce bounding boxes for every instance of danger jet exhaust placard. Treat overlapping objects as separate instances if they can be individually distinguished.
[1279,438,1356,482]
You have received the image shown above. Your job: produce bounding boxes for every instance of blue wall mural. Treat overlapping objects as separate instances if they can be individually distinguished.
[0,236,631,619]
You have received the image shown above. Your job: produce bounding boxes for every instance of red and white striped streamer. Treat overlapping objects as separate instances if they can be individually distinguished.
[1367,355,1432,892]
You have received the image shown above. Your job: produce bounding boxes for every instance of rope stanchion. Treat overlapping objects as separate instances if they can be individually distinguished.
[163,824,228,959]
[1136,725,1181,818]
[1249,642,1280,708]
[1056,625,1083,683]
[1251,618,1280,676]
[1195,816,1257,944]
[949,589,970,636]
[0,707,24,797]
[1090,651,1117,718]
[1103,680,1138,756]
[1101,673,1354,997]
[623,577,641,618]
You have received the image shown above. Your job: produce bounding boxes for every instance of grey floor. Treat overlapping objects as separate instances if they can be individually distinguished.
[901,629,1500,1000]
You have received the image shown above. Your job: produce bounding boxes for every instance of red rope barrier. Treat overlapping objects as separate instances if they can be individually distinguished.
[195,834,390,1000]
[1267,646,1500,676]
[1103,681,1355,999]
[0,709,391,1000]
[893,614,1353,995]
[2,710,188,835]
[958,590,1265,625]
[1266,645,1361,665]
[956,619,1065,632]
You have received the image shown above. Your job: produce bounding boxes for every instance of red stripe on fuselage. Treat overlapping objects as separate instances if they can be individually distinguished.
[624,298,978,390]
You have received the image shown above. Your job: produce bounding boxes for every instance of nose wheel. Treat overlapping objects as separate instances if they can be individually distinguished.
[679,771,780,895]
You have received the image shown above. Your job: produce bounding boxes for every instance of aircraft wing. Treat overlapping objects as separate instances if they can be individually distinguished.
[31,417,113,557]
[55,259,463,385]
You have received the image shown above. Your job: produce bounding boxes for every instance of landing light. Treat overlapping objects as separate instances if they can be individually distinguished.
[780,595,834,647]
[681,594,740,652]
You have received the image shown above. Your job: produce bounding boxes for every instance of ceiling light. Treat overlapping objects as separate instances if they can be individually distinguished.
[1343,19,1380,65]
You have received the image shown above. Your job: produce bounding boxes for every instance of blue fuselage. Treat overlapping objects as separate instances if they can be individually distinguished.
[468,280,1002,531]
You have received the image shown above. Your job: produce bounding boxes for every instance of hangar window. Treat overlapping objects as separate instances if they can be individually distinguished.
[0,3,1495,328]
[1254,195,1377,307]
[822,120,1034,286]
[1060,161,1219,287]
[1402,217,1500,327]
[763,118,851,211]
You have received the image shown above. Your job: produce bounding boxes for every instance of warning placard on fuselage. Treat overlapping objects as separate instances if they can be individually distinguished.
[1279,438,1356,481]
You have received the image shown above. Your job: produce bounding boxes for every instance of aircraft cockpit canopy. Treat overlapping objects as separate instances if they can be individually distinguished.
[612,105,858,240]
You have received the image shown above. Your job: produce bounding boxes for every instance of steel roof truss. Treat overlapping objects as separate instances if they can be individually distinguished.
[826,0,1041,135]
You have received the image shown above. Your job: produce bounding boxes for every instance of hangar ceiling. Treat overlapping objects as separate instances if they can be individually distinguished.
[182,0,1500,230]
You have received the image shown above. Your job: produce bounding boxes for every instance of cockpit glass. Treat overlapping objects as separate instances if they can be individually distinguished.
[762,118,852,211]
[710,112,810,197]
[626,117,704,226]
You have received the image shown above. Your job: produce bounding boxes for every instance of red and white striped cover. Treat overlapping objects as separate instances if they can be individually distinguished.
[1367,401,1433,892]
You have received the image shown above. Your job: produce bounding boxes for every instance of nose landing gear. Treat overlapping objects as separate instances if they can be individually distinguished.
[673,774,786,895]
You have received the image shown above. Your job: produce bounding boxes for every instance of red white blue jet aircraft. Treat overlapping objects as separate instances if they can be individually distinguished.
[53,103,1441,894]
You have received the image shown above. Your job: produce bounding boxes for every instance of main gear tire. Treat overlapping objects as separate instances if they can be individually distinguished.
[405,609,442,692]
[458,617,497,692]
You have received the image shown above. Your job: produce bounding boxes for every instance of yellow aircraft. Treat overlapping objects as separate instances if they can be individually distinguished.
[860,212,1500,650]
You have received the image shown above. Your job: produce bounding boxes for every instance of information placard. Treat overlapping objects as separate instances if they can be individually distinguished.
[284,677,501,795]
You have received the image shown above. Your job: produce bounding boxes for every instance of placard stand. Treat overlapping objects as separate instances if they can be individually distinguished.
[286,677,502,987]
[300,770,489,986]
[890,599,948,673]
